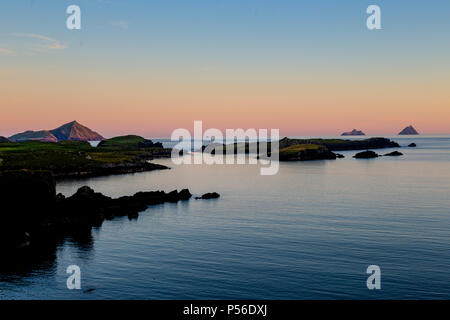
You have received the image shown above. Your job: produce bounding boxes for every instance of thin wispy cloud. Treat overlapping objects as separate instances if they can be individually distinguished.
[0,47,16,56]
[12,33,67,52]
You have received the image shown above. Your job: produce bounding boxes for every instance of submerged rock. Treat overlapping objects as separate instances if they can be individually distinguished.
[353,150,379,159]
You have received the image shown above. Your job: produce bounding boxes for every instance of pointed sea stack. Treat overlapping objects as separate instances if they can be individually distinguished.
[399,125,419,135]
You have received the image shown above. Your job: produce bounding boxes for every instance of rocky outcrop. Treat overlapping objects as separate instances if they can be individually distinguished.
[138,140,163,149]
[195,192,220,200]
[0,170,214,251]
[408,143,417,147]
[384,151,403,156]
[353,150,379,159]
[399,125,419,135]
[341,129,365,136]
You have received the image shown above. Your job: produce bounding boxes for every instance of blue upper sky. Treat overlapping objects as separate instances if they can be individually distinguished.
[2,0,450,70]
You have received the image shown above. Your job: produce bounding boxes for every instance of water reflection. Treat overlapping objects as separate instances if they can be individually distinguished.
[1,229,96,284]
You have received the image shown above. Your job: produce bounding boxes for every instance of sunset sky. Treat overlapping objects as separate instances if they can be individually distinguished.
[1,0,449,138]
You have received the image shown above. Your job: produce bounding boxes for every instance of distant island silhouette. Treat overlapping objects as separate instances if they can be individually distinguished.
[341,129,365,136]
[399,125,419,135]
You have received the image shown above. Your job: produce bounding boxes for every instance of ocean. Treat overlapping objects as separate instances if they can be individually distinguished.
[1,136,450,299]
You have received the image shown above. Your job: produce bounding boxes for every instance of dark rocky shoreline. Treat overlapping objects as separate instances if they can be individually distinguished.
[52,161,169,180]
[0,170,217,252]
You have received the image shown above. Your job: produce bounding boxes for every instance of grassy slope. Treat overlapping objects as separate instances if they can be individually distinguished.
[97,135,146,149]
[0,139,165,175]
[278,144,322,156]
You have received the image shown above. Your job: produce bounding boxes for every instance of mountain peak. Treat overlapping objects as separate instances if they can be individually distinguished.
[50,121,105,141]
[9,121,104,142]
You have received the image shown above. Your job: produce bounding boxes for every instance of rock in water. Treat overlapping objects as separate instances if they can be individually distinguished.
[178,189,193,200]
[384,151,403,156]
[408,143,417,147]
[341,129,365,136]
[399,125,419,135]
[353,150,379,159]
[195,192,220,200]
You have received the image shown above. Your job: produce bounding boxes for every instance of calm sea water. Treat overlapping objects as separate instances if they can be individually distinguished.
[1,136,450,299]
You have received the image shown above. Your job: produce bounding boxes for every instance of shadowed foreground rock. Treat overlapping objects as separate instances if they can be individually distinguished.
[384,151,403,156]
[353,150,379,159]
[0,170,200,251]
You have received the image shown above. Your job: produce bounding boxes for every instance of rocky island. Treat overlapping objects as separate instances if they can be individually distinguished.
[353,150,379,159]
[201,137,401,161]
[341,129,365,136]
[399,125,419,135]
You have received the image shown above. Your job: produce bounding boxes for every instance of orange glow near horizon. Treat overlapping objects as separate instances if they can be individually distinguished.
[1,67,449,138]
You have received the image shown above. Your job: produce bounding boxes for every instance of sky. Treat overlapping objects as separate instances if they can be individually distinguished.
[1,0,449,138]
